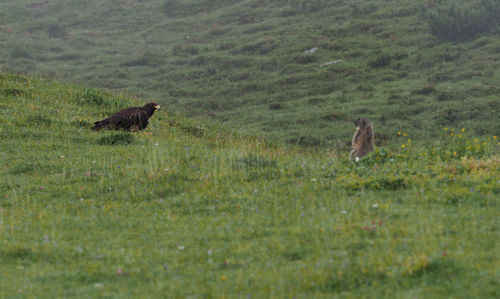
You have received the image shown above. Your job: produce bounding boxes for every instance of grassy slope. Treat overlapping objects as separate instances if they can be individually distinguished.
[1,73,499,297]
[0,0,499,148]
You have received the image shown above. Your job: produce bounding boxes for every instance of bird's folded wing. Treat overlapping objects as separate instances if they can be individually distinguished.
[109,109,148,122]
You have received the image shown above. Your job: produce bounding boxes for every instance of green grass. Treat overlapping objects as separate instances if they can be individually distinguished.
[0,0,499,148]
[1,73,499,297]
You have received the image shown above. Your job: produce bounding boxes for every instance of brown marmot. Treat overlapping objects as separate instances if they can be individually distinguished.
[349,118,374,159]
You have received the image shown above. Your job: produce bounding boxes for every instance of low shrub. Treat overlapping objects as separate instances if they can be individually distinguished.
[47,23,66,38]
[422,0,500,41]
[295,53,319,64]
[74,88,121,108]
[286,0,330,13]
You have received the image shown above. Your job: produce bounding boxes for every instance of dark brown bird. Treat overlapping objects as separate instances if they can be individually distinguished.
[92,102,161,132]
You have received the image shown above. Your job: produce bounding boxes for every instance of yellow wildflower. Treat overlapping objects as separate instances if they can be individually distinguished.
[401,144,405,149]
[403,133,407,137]
[494,136,497,139]
[461,128,465,132]
[221,275,226,281]
[398,131,401,136]
[444,127,448,131]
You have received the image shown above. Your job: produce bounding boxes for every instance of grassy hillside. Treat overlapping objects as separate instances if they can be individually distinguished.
[1,73,499,297]
[0,0,499,147]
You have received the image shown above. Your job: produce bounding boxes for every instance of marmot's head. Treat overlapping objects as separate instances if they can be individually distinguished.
[354,118,371,128]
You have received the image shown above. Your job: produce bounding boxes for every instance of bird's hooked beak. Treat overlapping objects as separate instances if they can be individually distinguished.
[155,104,161,110]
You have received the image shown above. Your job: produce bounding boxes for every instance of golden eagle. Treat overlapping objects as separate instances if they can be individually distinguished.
[92,102,161,132]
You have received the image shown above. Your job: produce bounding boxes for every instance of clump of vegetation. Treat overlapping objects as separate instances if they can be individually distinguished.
[422,0,500,41]
[73,88,121,108]
[47,23,66,38]
[120,52,164,67]
[286,0,331,13]
[369,50,408,68]
[172,45,200,56]
[412,84,437,95]
[268,102,284,110]
[0,87,26,97]
[9,46,32,59]
[25,114,52,127]
[232,153,278,169]
[163,0,244,17]
[295,53,319,64]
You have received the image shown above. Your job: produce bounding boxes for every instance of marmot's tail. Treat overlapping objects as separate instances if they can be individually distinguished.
[91,119,109,131]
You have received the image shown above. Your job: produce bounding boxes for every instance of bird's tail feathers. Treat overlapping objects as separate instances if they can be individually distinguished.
[91,119,109,131]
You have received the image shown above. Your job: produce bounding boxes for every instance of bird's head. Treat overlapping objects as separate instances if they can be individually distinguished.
[152,102,161,110]
[144,102,161,110]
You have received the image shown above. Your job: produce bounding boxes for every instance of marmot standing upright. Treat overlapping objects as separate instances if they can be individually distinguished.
[349,118,374,159]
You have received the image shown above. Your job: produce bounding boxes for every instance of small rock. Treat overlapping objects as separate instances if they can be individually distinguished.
[320,60,342,67]
[305,47,318,53]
